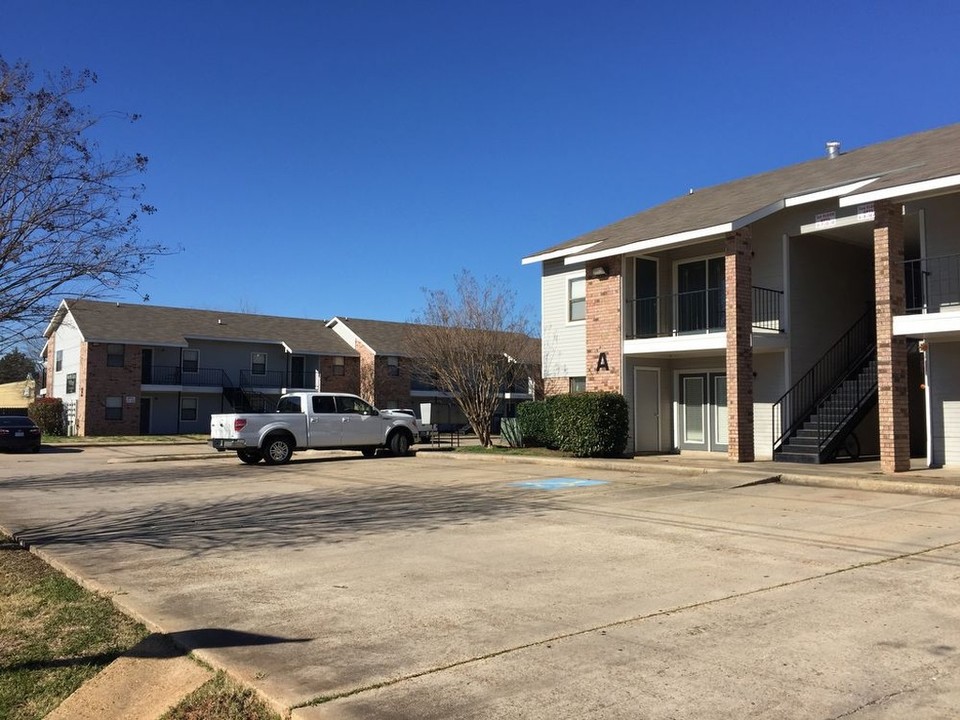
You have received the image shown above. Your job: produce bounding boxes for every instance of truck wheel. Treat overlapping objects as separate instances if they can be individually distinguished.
[237,449,261,465]
[263,435,293,465]
[361,448,377,458]
[389,431,411,456]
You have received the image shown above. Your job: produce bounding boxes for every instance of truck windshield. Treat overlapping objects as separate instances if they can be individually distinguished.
[276,396,302,413]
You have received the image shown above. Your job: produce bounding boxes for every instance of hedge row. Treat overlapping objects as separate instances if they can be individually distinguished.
[516,392,629,458]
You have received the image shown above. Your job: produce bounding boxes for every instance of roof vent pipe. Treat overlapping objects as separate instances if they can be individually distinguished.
[826,141,841,159]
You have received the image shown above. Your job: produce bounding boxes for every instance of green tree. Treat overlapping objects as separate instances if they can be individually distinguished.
[0,349,36,382]
[0,58,172,350]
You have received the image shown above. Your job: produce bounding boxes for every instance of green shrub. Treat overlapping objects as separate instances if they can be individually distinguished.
[517,398,556,448]
[551,392,629,458]
[28,397,65,436]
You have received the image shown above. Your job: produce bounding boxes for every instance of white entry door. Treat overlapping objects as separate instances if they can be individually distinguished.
[634,368,660,452]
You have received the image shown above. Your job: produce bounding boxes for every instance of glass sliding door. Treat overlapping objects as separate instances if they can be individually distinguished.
[676,257,725,333]
[680,375,706,447]
[634,258,658,338]
[678,371,727,452]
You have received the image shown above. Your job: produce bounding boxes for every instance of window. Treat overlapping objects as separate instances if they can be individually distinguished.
[568,277,586,322]
[277,396,302,413]
[182,349,199,373]
[312,395,336,413]
[569,376,586,393]
[333,356,345,376]
[55,350,63,372]
[107,344,125,367]
[105,396,122,421]
[336,395,374,415]
[180,397,198,422]
[387,356,400,377]
[251,352,267,375]
[65,373,77,394]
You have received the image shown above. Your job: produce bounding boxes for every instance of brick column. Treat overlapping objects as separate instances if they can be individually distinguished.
[585,260,622,393]
[725,228,754,462]
[874,201,910,473]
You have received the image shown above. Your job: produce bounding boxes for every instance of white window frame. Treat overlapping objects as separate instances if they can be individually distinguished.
[251,352,267,376]
[568,277,586,323]
[65,373,77,394]
[105,396,123,421]
[387,356,400,377]
[180,396,198,422]
[55,350,63,372]
[569,376,586,393]
[107,344,125,368]
[182,349,199,374]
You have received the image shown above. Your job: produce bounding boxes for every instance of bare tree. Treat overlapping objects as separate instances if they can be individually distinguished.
[409,271,539,447]
[0,59,171,350]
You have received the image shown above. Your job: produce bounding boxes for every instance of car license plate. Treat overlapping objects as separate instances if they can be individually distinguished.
[14,431,24,437]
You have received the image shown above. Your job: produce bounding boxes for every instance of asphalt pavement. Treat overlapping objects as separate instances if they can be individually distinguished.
[2,445,960,719]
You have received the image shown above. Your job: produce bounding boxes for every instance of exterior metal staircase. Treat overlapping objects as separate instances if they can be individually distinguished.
[773,312,877,464]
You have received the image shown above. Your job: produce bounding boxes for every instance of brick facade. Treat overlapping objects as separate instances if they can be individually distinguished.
[585,260,622,393]
[874,201,910,473]
[79,342,142,436]
[355,342,413,409]
[45,337,56,397]
[543,377,570,397]
[725,229,754,462]
[317,355,360,394]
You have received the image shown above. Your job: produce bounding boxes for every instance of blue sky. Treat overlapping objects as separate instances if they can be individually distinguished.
[3,1,959,330]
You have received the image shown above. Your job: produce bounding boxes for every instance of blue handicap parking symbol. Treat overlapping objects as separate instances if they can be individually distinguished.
[510,477,609,490]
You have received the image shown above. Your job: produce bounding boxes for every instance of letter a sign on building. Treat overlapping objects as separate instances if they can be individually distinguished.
[596,352,609,372]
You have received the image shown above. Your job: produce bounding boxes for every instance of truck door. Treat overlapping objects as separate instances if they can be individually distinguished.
[335,395,384,446]
[308,395,342,447]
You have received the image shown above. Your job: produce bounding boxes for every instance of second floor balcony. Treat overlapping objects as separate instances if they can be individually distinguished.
[904,253,960,314]
[142,366,228,387]
[625,286,784,340]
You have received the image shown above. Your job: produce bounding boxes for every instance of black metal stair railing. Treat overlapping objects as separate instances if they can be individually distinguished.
[772,310,876,453]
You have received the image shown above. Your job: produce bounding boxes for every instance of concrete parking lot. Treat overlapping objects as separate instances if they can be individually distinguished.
[2,447,960,719]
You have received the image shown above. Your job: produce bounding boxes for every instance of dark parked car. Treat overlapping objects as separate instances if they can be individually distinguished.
[0,416,41,453]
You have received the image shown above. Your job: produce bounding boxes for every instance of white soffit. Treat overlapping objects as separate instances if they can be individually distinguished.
[784,178,878,207]
[521,242,600,265]
[565,223,733,265]
[840,173,960,207]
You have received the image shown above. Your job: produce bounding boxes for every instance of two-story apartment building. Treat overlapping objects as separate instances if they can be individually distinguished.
[43,300,359,436]
[42,301,541,437]
[523,123,960,472]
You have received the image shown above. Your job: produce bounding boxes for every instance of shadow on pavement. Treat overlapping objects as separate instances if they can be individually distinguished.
[2,629,310,673]
[15,481,553,553]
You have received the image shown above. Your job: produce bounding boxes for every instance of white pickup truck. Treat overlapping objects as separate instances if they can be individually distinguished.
[210,391,422,465]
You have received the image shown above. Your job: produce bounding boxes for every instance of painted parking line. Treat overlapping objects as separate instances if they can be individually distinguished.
[510,478,609,490]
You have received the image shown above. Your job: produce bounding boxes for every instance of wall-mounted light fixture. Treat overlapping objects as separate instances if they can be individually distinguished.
[591,266,608,278]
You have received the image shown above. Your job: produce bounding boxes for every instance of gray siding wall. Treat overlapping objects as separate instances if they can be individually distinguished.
[909,194,960,258]
[541,259,586,378]
[930,341,960,467]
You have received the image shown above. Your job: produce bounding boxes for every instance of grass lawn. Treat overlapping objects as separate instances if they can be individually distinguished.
[0,536,279,720]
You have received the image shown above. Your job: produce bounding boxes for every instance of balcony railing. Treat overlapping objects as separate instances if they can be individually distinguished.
[239,370,315,389]
[142,366,228,387]
[904,253,960,314]
[625,286,784,339]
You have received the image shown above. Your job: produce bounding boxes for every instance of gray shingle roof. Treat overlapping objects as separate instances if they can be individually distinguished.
[54,300,358,356]
[525,122,960,260]
[333,317,541,364]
